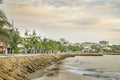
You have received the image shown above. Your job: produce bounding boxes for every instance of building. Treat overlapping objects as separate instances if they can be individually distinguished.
[99,41,109,47]
[0,42,5,54]
[73,43,81,46]
[81,42,97,49]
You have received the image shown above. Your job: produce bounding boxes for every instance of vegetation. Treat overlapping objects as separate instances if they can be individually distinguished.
[0,10,120,54]
[21,36,83,54]
[0,11,11,44]
[91,45,101,53]
[9,29,21,53]
[109,45,120,53]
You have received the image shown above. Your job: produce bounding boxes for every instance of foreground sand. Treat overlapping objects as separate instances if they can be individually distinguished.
[31,63,100,80]
[31,55,120,80]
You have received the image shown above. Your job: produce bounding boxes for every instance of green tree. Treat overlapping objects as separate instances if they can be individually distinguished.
[22,37,30,54]
[33,29,36,36]
[0,11,11,44]
[23,36,41,54]
[91,45,101,53]
[110,45,120,53]
[0,11,12,54]
[25,29,28,36]
[9,30,21,53]
[40,38,48,53]
[29,36,40,53]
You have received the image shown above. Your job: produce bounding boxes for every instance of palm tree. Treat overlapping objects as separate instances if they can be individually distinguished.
[0,11,11,54]
[0,11,11,42]
[0,11,11,27]
[22,35,40,54]
[29,36,38,54]
[33,37,40,53]
[9,30,21,53]
[22,38,30,54]
[40,38,48,53]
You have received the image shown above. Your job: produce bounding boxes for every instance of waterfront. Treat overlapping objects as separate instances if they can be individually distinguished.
[31,55,120,80]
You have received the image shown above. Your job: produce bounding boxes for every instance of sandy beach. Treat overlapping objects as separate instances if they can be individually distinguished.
[31,62,101,80]
[31,55,120,80]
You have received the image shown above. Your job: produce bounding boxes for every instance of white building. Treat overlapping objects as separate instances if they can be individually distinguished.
[81,42,97,49]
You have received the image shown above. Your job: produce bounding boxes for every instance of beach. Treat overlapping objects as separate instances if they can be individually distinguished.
[31,55,120,80]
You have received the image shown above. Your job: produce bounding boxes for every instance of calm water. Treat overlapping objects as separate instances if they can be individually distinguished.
[31,55,120,80]
[64,55,120,80]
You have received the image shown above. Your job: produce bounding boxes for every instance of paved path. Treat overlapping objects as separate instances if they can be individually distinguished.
[0,54,43,58]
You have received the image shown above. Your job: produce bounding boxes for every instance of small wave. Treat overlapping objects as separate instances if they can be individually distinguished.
[64,65,85,70]
[65,65,120,80]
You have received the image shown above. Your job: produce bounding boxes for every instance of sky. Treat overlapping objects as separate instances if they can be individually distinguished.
[0,0,120,44]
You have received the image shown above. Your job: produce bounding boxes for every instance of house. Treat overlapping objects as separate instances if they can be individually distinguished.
[0,42,13,54]
[81,42,97,49]
[0,42,5,54]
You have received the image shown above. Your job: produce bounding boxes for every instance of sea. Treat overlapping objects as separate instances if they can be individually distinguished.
[31,55,120,80]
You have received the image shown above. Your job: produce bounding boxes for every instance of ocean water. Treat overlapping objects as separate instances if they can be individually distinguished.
[64,55,120,80]
[31,55,120,80]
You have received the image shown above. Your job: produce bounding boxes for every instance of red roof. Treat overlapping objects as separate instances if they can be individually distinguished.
[0,43,5,47]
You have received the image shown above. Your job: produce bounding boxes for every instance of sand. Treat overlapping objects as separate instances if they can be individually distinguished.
[31,65,101,80]
[31,55,120,80]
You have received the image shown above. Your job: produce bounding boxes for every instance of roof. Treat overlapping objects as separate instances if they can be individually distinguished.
[0,43,5,47]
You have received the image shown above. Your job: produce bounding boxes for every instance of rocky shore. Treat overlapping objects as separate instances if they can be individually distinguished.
[0,53,103,80]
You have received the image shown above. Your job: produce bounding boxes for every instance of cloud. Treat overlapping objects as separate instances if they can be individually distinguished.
[3,0,120,44]
[0,0,3,4]
[7,3,120,30]
[63,18,100,25]
[110,29,120,33]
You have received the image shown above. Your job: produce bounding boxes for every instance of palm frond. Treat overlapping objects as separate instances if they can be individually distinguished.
[0,28,11,43]
[0,10,12,27]
[0,10,12,43]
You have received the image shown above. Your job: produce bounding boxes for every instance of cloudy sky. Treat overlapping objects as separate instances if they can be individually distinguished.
[0,0,120,44]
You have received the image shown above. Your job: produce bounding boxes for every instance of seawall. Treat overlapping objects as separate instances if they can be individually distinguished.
[0,53,103,80]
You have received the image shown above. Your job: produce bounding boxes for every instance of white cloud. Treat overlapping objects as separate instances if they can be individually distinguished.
[2,0,120,44]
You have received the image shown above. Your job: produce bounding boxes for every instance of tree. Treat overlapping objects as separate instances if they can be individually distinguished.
[22,38,30,54]
[40,38,63,53]
[91,45,101,53]
[9,30,21,53]
[40,38,48,53]
[29,36,40,53]
[60,38,67,44]
[0,11,12,54]
[0,11,11,44]
[46,40,61,53]
[22,35,41,54]
[25,29,28,36]
[33,29,36,36]
[110,45,120,53]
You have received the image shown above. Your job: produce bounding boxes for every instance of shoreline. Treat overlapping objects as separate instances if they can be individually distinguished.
[0,53,103,80]
[0,54,73,80]
[31,55,120,80]
[1,53,120,80]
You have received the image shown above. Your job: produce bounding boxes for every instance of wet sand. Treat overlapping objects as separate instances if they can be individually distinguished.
[31,63,100,80]
[31,55,120,80]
